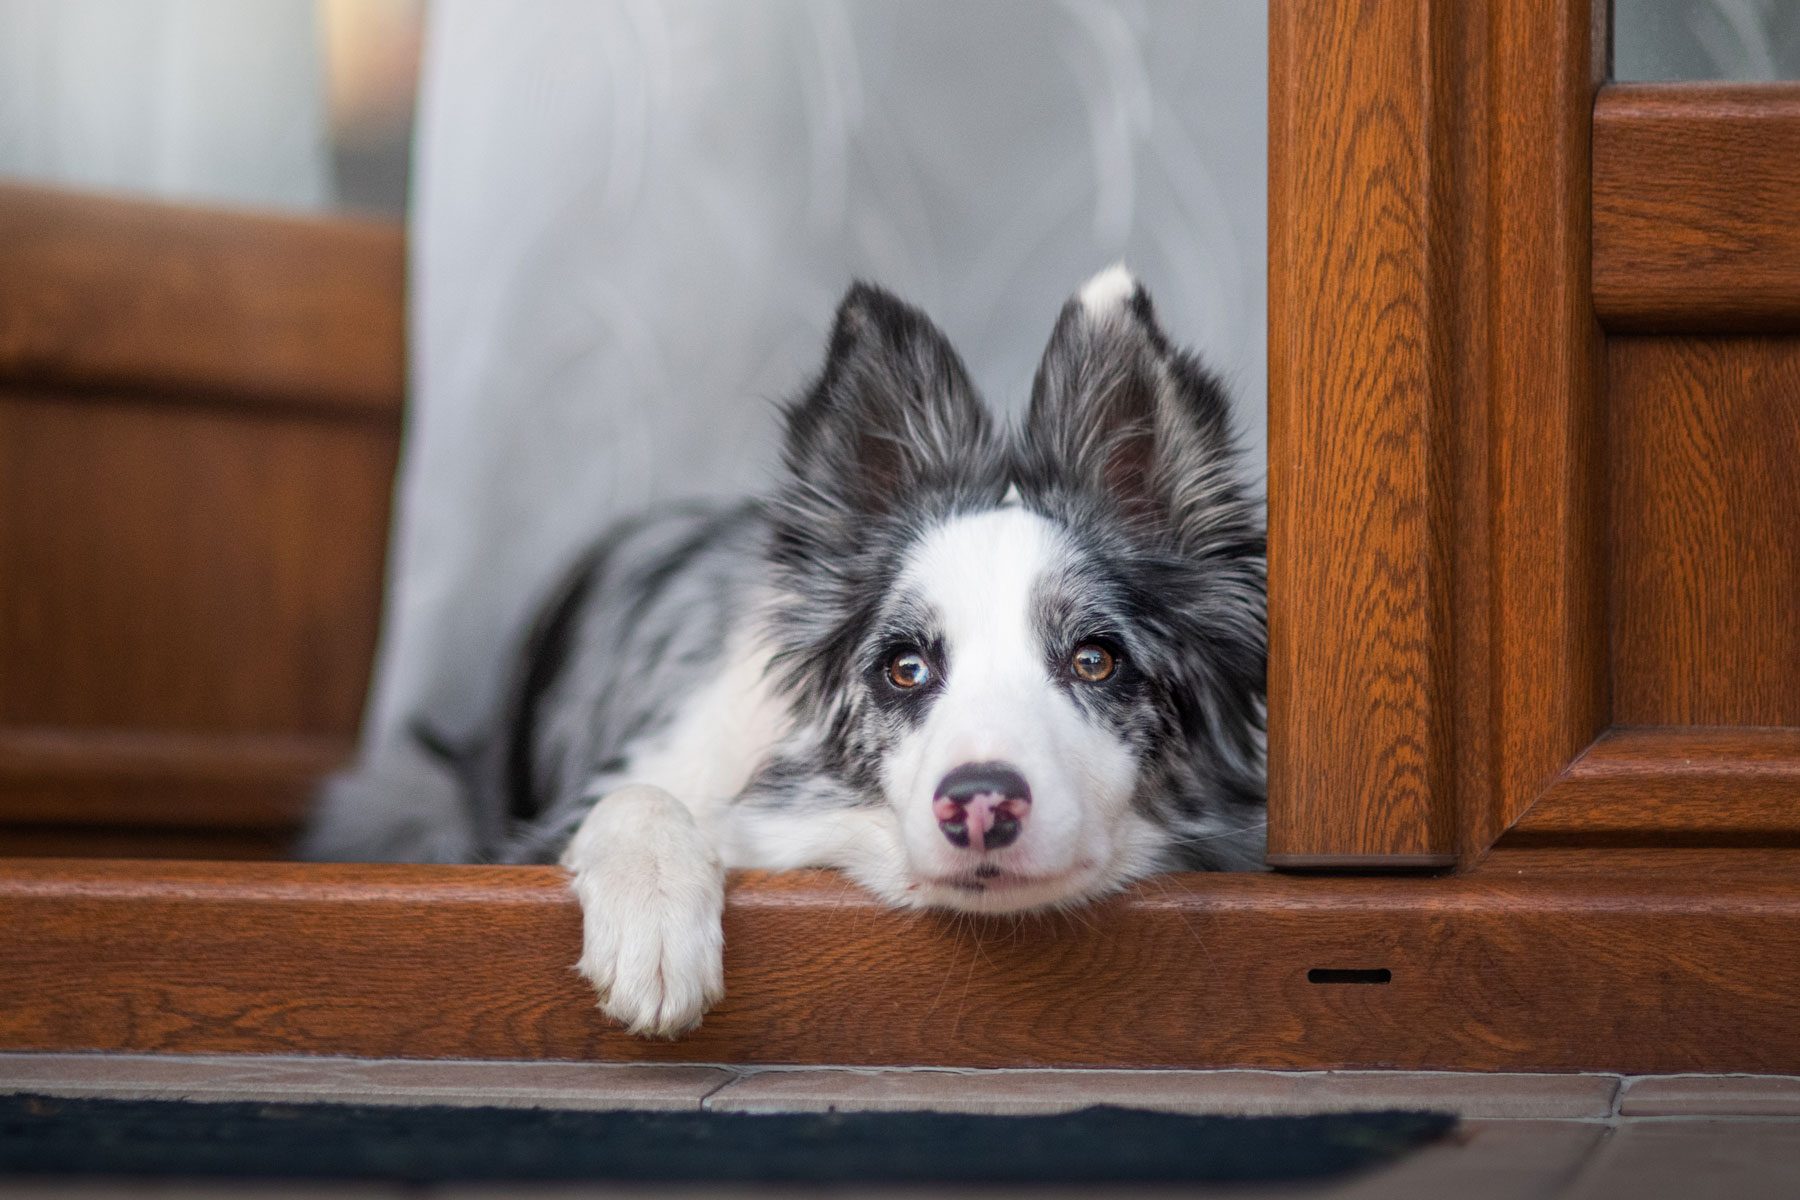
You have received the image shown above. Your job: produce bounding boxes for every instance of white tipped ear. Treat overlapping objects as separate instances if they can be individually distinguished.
[1077,263,1139,317]
[1026,269,1244,541]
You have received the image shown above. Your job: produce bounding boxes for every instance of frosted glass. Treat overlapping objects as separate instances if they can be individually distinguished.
[1615,0,1800,80]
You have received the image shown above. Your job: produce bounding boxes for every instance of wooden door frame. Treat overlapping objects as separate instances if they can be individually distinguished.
[1268,0,1609,867]
[8,0,1800,1073]
[1268,0,1800,867]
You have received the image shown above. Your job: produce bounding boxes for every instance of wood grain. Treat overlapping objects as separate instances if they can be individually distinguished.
[1594,85,1800,333]
[1609,337,1800,727]
[0,393,396,737]
[1483,0,1611,847]
[1266,0,1474,866]
[0,183,404,415]
[9,860,1800,1073]
[0,186,403,851]
[1505,728,1800,846]
[1268,0,1609,865]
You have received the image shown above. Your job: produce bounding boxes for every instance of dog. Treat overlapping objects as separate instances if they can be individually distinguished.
[304,267,1267,1037]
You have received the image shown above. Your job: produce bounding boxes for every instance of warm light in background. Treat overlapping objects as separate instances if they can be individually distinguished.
[321,0,423,213]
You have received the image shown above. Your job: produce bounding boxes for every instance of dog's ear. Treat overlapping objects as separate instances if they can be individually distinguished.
[1023,266,1248,546]
[781,282,990,515]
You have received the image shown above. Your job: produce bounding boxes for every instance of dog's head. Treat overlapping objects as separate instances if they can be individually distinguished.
[767,269,1265,913]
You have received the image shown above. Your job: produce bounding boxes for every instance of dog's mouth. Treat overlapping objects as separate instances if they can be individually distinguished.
[918,859,1100,905]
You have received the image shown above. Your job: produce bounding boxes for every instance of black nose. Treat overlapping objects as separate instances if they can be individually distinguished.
[938,763,1031,806]
[933,762,1032,852]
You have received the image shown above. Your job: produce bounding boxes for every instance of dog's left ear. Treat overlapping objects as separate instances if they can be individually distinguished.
[1023,266,1248,546]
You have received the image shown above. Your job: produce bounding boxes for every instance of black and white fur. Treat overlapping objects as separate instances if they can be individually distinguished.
[305,267,1267,1038]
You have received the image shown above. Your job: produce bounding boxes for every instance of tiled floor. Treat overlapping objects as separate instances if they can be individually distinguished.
[4,1054,1800,1197]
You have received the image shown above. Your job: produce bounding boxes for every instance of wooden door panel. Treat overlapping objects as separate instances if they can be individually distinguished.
[1610,336,1800,728]
[1271,6,1799,863]
[0,392,396,735]
[1493,82,1800,852]
[0,185,404,850]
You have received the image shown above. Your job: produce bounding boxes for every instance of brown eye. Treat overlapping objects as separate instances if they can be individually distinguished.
[1071,642,1117,683]
[888,650,931,689]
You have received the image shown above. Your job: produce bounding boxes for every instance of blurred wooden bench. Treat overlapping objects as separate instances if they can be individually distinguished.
[0,182,402,858]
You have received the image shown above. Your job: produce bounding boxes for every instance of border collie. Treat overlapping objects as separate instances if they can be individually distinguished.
[305,267,1267,1038]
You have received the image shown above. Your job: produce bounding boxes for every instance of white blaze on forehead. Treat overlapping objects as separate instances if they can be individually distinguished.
[1078,263,1138,316]
[899,506,1066,673]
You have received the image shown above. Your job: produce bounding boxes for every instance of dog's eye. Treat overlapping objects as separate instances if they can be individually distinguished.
[1070,642,1117,683]
[887,650,932,690]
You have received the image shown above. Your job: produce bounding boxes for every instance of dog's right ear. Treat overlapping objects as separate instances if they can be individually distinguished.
[779,282,991,517]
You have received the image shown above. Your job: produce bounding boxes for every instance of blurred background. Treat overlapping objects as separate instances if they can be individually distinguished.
[0,0,421,215]
[0,1,1794,860]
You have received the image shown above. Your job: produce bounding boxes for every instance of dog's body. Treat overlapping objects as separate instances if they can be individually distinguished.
[306,268,1267,1037]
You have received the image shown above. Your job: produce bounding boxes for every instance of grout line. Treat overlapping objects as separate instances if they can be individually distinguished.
[696,1068,741,1111]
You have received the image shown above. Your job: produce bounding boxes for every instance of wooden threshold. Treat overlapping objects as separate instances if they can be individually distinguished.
[7,858,1800,1073]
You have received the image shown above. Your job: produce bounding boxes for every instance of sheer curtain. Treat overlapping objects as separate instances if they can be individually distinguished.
[368,0,1271,748]
[0,0,332,210]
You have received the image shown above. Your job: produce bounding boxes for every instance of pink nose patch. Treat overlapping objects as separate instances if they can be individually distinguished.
[933,791,1031,852]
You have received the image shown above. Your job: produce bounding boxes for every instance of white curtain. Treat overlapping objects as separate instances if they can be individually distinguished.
[369,0,1271,747]
[0,0,332,210]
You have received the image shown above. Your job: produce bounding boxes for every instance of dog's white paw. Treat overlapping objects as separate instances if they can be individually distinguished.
[562,783,725,1039]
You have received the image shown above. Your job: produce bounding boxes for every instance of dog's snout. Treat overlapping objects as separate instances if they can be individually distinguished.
[933,762,1032,852]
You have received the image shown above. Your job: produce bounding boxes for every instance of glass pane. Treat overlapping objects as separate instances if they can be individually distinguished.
[1614,0,1800,81]
[0,0,421,216]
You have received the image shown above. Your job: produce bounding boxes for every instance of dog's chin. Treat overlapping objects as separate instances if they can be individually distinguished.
[905,863,1114,916]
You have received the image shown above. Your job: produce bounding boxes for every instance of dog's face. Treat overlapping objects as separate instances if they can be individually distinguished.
[768,269,1266,913]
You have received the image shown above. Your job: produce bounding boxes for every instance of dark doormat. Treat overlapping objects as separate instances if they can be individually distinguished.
[0,1094,1453,1186]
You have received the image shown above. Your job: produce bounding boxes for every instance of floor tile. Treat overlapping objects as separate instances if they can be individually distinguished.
[1301,1118,1605,1200]
[706,1067,1619,1119]
[1564,1119,1800,1200]
[0,1052,732,1111]
[1619,1074,1800,1117]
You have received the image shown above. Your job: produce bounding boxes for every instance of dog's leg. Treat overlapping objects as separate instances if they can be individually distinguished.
[562,782,725,1038]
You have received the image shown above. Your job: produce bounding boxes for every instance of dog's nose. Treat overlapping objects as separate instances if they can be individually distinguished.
[933,762,1032,852]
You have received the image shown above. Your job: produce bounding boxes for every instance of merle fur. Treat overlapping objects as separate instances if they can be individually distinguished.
[302,278,1267,873]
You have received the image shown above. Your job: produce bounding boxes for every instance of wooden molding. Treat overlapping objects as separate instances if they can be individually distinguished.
[1267,0,1476,864]
[1505,728,1800,846]
[1482,0,1611,853]
[0,728,345,830]
[0,183,404,416]
[1594,84,1800,333]
[1268,0,1609,865]
[9,858,1800,1073]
